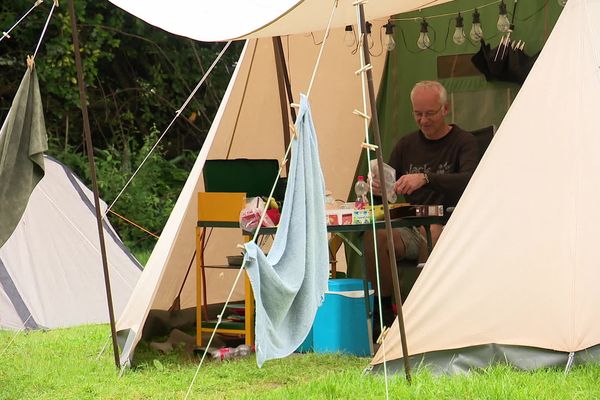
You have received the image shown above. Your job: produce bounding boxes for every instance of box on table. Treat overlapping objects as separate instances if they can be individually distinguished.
[297,279,373,356]
[325,208,353,225]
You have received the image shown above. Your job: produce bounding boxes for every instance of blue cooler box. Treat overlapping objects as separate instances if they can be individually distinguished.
[298,278,373,356]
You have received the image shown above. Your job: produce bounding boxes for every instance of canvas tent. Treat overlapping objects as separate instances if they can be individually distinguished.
[0,156,142,330]
[110,0,569,370]
[372,0,600,373]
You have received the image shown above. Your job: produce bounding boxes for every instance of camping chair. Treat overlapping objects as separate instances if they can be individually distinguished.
[195,191,254,348]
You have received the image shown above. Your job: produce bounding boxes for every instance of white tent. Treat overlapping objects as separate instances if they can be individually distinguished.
[0,156,142,330]
[111,0,457,366]
[372,0,600,373]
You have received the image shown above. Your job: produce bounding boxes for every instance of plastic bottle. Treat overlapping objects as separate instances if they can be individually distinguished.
[354,176,369,210]
[211,344,254,361]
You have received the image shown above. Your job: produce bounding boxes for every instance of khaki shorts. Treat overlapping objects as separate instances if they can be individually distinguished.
[398,227,426,260]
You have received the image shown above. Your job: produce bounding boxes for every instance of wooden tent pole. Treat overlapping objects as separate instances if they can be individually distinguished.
[357,5,412,382]
[67,0,120,369]
[273,36,296,174]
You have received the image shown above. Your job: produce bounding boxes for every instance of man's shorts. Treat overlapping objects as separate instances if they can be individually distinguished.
[398,226,425,260]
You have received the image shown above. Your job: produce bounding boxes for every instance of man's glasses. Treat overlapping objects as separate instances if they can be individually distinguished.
[412,105,443,119]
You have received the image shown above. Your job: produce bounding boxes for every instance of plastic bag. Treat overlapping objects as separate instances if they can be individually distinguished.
[369,160,397,203]
[239,197,275,231]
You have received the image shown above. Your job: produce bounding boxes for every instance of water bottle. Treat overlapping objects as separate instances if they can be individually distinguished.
[211,344,254,361]
[354,176,369,210]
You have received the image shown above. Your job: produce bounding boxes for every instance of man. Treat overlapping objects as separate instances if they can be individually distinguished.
[366,80,480,330]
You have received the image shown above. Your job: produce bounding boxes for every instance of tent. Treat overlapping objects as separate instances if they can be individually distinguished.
[110,0,566,368]
[372,0,600,374]
[0,156,142,330]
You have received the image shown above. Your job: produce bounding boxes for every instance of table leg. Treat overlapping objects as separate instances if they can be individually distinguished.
[195,227,205,348]
[358,233,374,355]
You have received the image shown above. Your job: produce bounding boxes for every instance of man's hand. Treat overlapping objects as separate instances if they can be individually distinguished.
[394,173,428,195]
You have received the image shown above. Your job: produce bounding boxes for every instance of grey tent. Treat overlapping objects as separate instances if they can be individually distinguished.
[0,156,142,330]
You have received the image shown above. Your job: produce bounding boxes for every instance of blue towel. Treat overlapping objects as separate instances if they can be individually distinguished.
[244,94,329,367]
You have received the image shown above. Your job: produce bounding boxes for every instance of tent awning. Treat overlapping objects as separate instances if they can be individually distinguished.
[107,0,452,41]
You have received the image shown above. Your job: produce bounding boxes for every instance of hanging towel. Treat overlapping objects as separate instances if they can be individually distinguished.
[0,67,48,249]
[244,94,329,367]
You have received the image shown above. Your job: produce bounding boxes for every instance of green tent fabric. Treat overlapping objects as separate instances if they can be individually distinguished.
[0,66,48,248]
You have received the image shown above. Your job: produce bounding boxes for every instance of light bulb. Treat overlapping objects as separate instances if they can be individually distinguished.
[497,1,511,33]
[344,25,355,47]
[453,13,465,45]
[470,8,484,41]
[557,0,567,5]
[383,20,396,51]
[417,19,431,50]
[384,34,396,51]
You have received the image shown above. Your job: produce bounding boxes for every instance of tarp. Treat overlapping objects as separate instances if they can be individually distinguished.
[0,66,48,248]
[108,0,452,41]
[372,0,600,373]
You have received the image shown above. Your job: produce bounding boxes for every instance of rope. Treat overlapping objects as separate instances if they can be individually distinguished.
[306,0,339,99]
[107,209,159,238]
[0,314,32,358]
[32,0,58,60]
[0,0,44,43]
[353,5,390,399]
[105,41,232,216]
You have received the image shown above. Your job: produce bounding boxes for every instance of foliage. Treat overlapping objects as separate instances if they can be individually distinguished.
[1,324,600,399]
[1,1,242,252]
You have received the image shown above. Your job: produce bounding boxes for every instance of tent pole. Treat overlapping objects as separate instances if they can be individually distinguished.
[357,6,412,382]
[67,0,120,370]
[273,36,296,174]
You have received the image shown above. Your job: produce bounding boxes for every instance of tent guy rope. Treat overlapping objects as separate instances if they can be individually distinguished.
[105,41,232,216]
[0,0,44,43]
[32,0,58,60]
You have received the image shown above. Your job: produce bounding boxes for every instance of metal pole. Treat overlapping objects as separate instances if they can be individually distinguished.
[273,36,296,174]
[357,5,412,382]
[67,0,120,369]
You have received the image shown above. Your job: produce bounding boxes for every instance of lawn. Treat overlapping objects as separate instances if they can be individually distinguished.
[1,324,600,399]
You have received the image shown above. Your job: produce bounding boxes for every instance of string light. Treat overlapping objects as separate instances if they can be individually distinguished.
[383,20,396,51]
[497,0,511,33]
[417,19,431,50]
[453,12,465,45]
[344,25,356,47]
[470,8,484,41]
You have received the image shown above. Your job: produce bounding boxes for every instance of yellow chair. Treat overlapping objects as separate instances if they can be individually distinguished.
[195,192,254,348]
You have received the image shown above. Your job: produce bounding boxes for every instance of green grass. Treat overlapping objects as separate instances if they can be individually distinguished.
[1,324,600,399]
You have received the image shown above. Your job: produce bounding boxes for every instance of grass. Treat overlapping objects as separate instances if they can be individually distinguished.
[1,324,600,399]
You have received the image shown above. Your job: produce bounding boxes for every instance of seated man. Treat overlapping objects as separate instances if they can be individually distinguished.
[365,80,480,330]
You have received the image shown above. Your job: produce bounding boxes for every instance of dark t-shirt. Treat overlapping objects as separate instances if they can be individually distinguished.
[388,125,479,208]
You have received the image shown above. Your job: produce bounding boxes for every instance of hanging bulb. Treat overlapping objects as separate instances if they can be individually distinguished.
[470,8,484,41]
[383,20,396,51]
[452,13,465,45]
[344,25,356,47]
[497,0,511,33]
[557,0,567,6]
[417,19,431,50]
[366,21,374,49]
